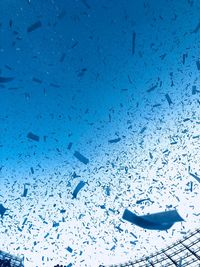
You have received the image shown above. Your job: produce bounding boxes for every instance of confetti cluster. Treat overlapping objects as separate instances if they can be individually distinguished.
[0,1,200,266]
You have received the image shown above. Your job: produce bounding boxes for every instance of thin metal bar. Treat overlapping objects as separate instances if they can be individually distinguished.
[164,252,178,266]
[148,261,156,267]
[181,243,200,260]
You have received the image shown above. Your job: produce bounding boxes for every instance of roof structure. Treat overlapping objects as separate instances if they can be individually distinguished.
[99,229,200,267]
[0,250,24,267]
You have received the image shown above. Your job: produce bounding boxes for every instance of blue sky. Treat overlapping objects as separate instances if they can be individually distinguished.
[0,0,200,266]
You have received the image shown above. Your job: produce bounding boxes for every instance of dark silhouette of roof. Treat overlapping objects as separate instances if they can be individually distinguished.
[0,250,24,267]
[99,229,200,266]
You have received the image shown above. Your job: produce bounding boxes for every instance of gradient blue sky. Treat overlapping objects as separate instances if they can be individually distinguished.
[0,1,200,266]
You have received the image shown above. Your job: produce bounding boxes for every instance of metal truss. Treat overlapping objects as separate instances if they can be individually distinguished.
[99,229,200,267]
